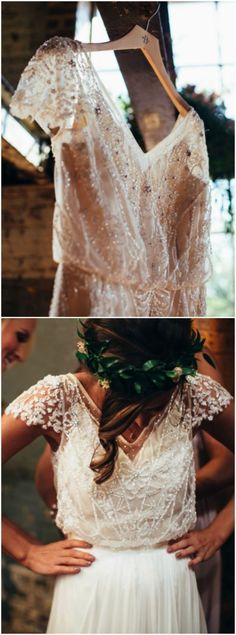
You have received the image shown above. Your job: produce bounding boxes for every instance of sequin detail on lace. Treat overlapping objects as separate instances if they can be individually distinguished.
[4,374,78,436]
[5,373,232,549]
[186,373,232,428]
[10,36,212,317]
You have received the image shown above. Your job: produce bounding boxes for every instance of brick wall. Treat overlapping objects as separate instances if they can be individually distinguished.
[2,184,56,315]
[2,1,77,87]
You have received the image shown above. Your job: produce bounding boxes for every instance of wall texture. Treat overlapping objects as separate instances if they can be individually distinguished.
[195,317,234,394]
[2,185,56,316]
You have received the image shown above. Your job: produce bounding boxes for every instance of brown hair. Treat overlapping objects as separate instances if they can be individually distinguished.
[82,319,193,484]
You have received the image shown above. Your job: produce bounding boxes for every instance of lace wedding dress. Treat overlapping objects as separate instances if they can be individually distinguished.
[5,372,231,634]
[10,37,211,317]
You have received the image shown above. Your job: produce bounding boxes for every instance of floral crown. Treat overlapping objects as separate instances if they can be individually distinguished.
[76,322,205,395]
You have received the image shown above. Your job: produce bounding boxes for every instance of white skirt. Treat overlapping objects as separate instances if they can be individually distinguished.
[47,544,207,634]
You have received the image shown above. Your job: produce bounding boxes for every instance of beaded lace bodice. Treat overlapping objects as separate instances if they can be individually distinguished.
[5,373,231,549]
[10,36,211,317]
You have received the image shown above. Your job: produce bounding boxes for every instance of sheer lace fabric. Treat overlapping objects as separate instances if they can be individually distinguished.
[10,36,212,317]
[5,373,231,550]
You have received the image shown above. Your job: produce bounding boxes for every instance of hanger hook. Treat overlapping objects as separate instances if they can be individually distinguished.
[146,3,161,32]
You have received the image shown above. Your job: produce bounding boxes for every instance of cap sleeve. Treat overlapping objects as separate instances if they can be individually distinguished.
[4,374,77,435]
[186,373,233,430]
[9,36,81,135]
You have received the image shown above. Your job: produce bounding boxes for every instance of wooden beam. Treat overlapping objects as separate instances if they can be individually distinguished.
[98,2,176,150]
[2,138,49,183]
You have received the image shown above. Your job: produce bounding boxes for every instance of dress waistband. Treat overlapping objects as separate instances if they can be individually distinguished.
[57,260,203,292]
[67,534,168,552]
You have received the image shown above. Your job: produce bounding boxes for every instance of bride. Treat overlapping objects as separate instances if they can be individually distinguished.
[2,319,234,634]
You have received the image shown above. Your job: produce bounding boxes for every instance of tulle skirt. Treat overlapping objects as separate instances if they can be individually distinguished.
[47,544,207,634]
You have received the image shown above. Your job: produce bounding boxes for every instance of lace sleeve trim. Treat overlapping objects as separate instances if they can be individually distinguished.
[9,37,82,133]
[4,374,79,436]
[186,373,233,429]
[10,41,56,124]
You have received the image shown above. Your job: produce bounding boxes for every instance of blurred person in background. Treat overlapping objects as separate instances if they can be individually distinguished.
[2,319,36,372]
[193,351,233,633]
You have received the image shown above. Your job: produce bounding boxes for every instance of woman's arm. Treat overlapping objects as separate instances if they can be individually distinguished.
[2,412,95,574]
[2,514,95,575]
[167,496,234,567]
[2,516,42,562]
[201,399,234,452]
[196,430,234,499]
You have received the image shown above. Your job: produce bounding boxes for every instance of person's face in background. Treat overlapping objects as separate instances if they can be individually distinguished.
[2,319,36,371]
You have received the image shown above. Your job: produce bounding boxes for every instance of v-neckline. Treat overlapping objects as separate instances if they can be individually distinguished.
[92,62,192,162]
[68,37,194,162]
[68,372,178,462]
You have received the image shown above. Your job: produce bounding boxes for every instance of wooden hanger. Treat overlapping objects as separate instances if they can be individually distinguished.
[77,24,191,117]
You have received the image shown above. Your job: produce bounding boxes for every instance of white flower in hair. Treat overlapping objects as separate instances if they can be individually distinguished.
[172,366,183,382]
[99,378,111,390]
[77,341,87,354]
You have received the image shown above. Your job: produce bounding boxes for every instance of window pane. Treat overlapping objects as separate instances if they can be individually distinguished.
[1,109,41,166]
[98,71,128,100]
[221,65,235,117]
[211,180,235,233]
[169,2,218,66]
[207,232,234,316]
[175,65,222,94]
[217,1,235,64]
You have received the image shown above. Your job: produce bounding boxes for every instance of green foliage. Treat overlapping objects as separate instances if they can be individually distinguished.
[180,85,234,182]
[75,322,204,396]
